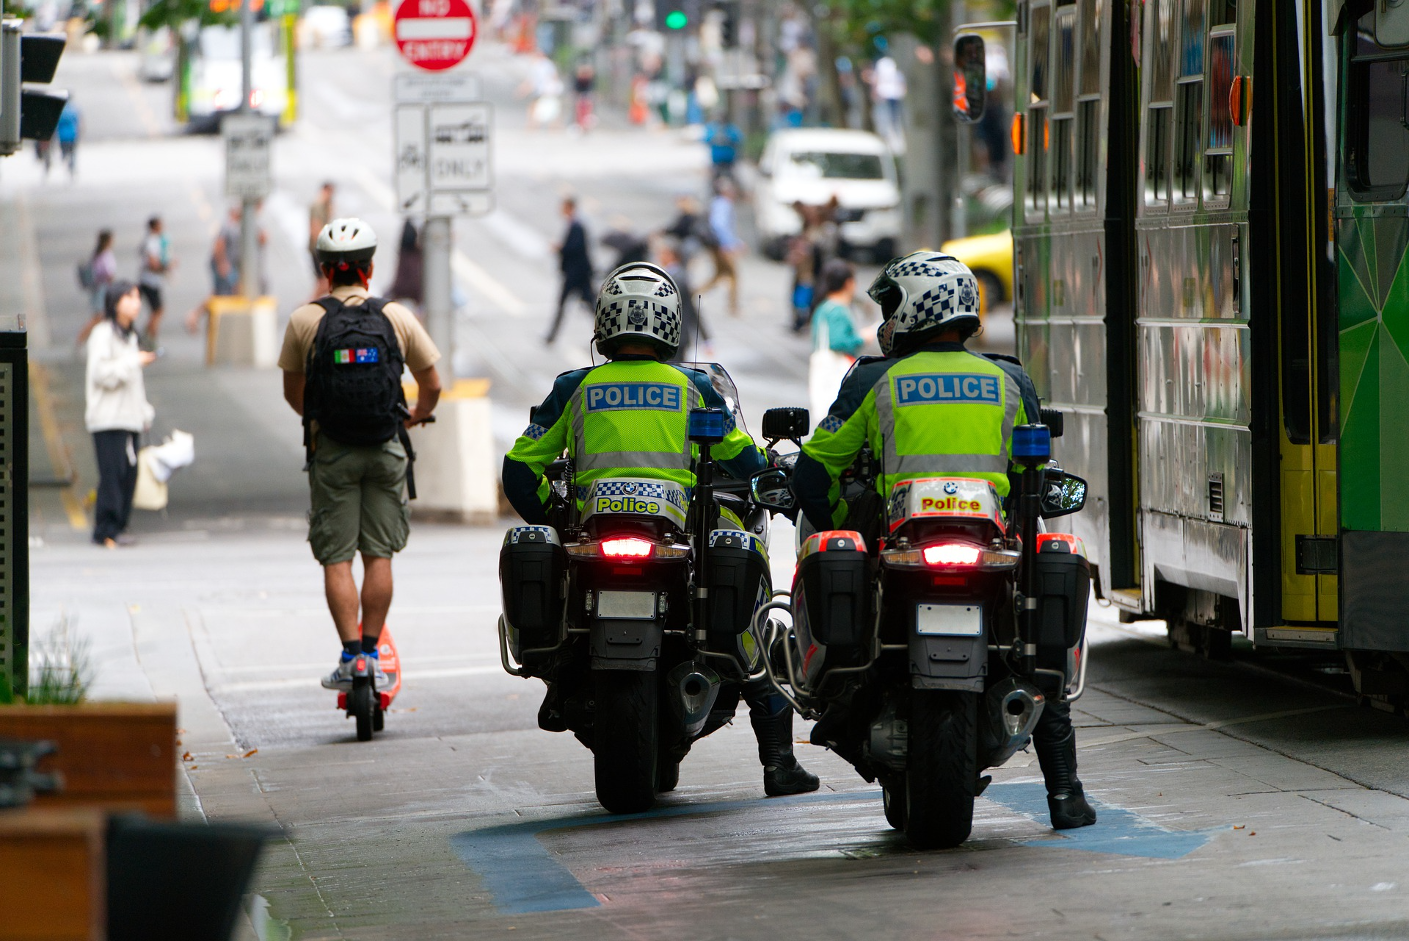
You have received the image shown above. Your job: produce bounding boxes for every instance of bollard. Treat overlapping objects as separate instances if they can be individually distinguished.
[406,378,498,526]
[205,296,278,368]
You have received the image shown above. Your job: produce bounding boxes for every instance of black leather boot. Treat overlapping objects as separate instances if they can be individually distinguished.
[1033,702,1096,830]
[751,708,820,797]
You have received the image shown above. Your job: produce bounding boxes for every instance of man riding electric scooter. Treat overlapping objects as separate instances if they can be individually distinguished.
[791,251,1097,829]
[502,261,819,797]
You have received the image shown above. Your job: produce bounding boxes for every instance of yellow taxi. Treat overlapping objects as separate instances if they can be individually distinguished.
[940,229,1013,316]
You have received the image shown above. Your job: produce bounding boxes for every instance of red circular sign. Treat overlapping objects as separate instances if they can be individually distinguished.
[394,0,477,72]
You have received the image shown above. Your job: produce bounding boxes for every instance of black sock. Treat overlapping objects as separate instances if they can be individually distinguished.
[342,639,362,658]
[361,634,380,654]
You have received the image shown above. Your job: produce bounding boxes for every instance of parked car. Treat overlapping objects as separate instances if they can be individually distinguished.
[138,26,174,82]
[940,229,1013,314]
[754,128,902,262]
[186,24,289,131]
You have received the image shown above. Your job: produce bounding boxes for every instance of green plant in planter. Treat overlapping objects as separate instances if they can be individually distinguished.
[22,614,96,706]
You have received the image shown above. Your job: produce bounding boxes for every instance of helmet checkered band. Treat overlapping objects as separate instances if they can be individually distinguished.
[595,263,683,354]
[870,251,979,353]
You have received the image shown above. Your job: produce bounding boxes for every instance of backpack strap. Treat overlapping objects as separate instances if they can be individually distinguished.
[303,297,347,469]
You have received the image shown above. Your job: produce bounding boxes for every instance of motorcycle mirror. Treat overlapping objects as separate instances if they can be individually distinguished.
[1040,471,1088,519]
[952,33,987,124]
[750,467,797,513]
[762,407,809,444]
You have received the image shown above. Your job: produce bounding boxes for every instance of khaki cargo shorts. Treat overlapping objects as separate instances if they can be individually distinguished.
[307,433,410,565]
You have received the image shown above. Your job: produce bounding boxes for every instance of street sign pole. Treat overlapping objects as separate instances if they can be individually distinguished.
[422,215,453,372]
[239,0,258,299]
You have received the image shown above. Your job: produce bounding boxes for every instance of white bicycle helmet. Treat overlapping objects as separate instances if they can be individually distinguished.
[593,262,682,357]
[868,251,981,355]
[315,217,377,269]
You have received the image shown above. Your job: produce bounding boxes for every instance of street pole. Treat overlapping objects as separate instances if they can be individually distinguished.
[422,215,453,373]
[238,0,259,299]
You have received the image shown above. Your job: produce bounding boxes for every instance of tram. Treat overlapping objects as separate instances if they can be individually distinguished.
[991,0,1409,705]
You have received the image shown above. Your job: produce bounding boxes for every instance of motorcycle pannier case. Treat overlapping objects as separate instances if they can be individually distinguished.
[706,529,770,636]
[499,526,567,650]
[794,530,871,647]
[1033,534,1091,668]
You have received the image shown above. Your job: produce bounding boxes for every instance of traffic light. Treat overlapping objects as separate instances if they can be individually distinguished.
[0,21,67,157]
[655,0,700,31]
[716,0,739,47]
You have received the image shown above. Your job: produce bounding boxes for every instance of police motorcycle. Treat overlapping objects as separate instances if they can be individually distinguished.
[751,409,1091,849]
[497,365,776,814]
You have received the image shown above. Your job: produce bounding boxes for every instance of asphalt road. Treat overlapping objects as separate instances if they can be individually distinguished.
[12,40,1409,941]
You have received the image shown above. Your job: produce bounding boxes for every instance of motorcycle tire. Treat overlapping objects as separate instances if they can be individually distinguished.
[904,689,978,850]
[657,758,681,792]
[351,681,374,743]
[593,669,659,814]
[882,779,907,831]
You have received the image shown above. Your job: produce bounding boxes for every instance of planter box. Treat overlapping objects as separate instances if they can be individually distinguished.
[0,807,106,941]
[0,703,178,817]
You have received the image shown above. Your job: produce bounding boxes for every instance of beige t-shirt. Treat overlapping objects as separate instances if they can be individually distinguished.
[278,286,441,374]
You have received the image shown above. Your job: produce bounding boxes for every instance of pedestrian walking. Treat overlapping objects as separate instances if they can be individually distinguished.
[659,241,711,361]
[703,114,741,182]
[278,218,442,690]
[210,205,243,297]
[661,195,705,264]
[871,55,907,152]
[808,258,863,420]
[521,50,564,129]
[55,97,80,179]
[544,197,594,345]
[572,60,596,132]
[308,182,336,297]
[389,218,424,310]
[86,280,156,549]
[77,229,117,344]
[700,179,743,318]
[138,215,174,345]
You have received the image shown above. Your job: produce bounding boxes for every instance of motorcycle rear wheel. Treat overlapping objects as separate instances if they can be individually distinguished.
[904,689,978,849]
[882,779,907,831]
[593,670,659,814]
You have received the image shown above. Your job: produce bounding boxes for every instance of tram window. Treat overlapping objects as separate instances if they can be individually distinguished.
[1146,105,1173,205]
[1051,116,1074,212]
[1346,53,1409,199]
[1208,0,1235,27]
[1174,80,1204,203]
[1027,3,1052,218]
[1080,0,1102,95]
[1077,99,1100,208]
[1180,0,1206,76]
[1205,32,1235,198]
[1150,0,1176,103]
[1031,4,1051,101]
[1054,10,1076,114]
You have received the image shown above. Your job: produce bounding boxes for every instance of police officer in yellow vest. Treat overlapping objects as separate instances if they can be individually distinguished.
[502,261,819,797]
[792,251,1097,829]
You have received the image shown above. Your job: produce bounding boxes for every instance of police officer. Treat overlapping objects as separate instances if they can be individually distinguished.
[502,261,819,798]
[791,251,1097,829]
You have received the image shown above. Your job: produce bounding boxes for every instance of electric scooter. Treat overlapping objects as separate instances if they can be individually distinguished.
[335,627,402,742]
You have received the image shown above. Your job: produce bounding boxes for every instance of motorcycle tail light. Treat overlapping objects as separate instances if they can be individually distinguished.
[600,537,654,559]
[923,544,981,566]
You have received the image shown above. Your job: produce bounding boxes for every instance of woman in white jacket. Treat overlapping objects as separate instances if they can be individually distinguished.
[86,280,155,547]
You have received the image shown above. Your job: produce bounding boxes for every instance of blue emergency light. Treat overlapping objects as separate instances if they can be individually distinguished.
[1012,424,1051,463]
[688,407,727,444]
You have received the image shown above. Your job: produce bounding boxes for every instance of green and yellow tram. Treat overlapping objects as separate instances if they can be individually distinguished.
[1002,0,1409,704]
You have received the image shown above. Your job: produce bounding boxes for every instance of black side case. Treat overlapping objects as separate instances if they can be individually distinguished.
[706,531,770,637]
[499,527,567,651]
[1033,540,1091,669]
[795,534,872,647]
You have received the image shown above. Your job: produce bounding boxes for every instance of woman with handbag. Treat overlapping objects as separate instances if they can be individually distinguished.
[809,259,864,421]
[85,280,156,548]
[77,229,116,344]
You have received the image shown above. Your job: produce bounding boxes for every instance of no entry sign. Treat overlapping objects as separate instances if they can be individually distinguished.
[395,0,477,72]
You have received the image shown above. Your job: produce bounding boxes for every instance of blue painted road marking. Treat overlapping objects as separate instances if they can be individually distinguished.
[450,786,1219,915]
[985,782,1220,860]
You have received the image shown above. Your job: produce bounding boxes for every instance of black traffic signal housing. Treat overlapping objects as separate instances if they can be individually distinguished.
[715,0,739,47]
[0,21,67,156]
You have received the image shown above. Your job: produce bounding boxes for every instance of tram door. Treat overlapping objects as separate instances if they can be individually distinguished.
[1335,6,1409,649]
[1274,1,1338,626]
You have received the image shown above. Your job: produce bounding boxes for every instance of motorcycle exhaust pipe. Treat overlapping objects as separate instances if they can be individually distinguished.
[665,662,721,738]
[981,678,1046,768]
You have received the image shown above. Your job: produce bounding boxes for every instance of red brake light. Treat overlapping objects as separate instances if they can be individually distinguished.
[601,537,653,559]
[923,543,982,566]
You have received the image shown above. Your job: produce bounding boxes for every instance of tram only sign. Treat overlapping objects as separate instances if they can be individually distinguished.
[394,0,477,72]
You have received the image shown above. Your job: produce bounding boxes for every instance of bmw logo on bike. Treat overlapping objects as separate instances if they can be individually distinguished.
[623,482,638,494]
[943,482,959,495]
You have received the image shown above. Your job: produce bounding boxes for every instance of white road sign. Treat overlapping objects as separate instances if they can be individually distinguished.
[394,88,492,215]
[223,113,275,200]
[394,72,482,104]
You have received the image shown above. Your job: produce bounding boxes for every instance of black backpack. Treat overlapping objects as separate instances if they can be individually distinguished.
[304,296,407,447]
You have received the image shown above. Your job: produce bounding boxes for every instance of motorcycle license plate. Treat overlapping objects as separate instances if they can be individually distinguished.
[597,590,657,619]
[915,604,983,636]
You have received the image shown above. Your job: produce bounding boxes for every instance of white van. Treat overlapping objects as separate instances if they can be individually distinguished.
[187,23,289,130]
[754,128,902,262]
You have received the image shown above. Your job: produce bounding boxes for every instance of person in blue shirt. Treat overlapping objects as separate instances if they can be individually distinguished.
[700,179,744,317]
[808,258,864,419]
[55,98,81,179]
[704,115,742,181]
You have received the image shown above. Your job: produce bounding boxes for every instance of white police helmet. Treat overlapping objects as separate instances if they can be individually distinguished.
[868,251,981,355]
[593,262,683,357]
[315,217,377,268]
